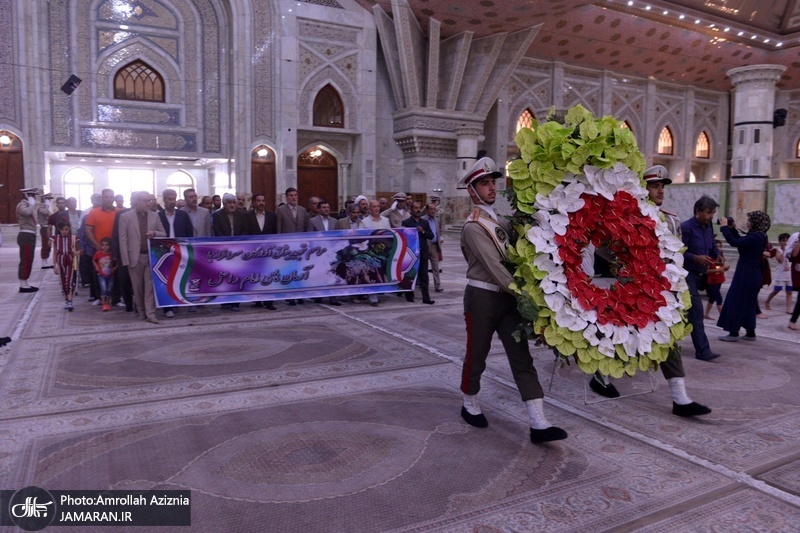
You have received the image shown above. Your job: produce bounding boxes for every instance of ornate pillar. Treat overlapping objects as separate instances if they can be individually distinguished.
[726,64,785,221]
[455,125,484,184]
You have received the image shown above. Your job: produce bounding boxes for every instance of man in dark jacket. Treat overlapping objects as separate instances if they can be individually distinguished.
[401,201,435,304]
[212,193,249,311]
[246,192,278,310]
[159,189,194,317]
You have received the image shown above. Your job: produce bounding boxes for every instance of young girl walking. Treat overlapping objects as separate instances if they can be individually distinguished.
[52,222,80,311]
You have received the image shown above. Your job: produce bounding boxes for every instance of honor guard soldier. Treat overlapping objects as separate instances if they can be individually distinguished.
[459,157,567,444]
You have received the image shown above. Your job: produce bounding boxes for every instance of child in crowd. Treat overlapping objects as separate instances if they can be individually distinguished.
[705,239,729,319]
[52,222,80,311]
[765,233,793,313]
[92,237,117,312]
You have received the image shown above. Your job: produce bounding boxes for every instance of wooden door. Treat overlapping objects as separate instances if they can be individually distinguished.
[0,132,24,224]
[297,148,338,213]
[251,146,277,211]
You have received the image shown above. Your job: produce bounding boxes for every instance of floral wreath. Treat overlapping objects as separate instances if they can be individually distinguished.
[506,105,692,378]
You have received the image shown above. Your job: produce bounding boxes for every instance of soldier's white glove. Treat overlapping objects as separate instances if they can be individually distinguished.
[45,199,51,207]
[27,196,35,207]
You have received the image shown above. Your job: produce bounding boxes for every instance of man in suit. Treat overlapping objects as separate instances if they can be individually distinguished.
[182,188,212,237]
[212,193,249,237]
[159,189,194,318]
[336,203,363,230]
[246,192,278,310]
[422,202,444,293]
[212,193,249,311]
[401,201,435,305]
[276,187,309,234]
[308,199,337,232]
[119,191,167,324]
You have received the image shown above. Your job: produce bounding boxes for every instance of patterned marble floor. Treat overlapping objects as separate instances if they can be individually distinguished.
[1,231,799,532]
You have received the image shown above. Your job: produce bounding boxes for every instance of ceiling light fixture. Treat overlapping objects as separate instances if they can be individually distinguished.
[764,39,770,43]
[679,14,685,19]
[662,10,668,15]
[724,27,729,32]
[777,42,783,47]
[645,5,651,10]
[737,31,744,36]
[0,134,10,146]
[695,19,700,24]
[627,1,633,5]
[751,35,756,39]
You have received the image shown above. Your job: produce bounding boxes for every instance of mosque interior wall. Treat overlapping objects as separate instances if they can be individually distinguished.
[0,0,798,225]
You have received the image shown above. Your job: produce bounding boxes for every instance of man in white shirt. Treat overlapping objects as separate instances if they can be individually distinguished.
[360,199,391,230]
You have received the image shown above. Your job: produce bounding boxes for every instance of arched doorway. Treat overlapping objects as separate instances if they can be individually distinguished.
[297,147,338,212]
[251,145,276,211]
[0,131,24,224]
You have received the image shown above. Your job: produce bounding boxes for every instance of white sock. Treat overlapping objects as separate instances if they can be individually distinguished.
[526,398,551,430]
[462,393,482,415]
[668,378,692,405]
[20,280,29,288]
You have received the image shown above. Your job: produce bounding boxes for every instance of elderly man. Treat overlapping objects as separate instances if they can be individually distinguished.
[459,157,566,444]
[336,203,363,230]
[307,196,321,218]
[181,188,212,237]
[119,191,166,324]
[378,197,390,212]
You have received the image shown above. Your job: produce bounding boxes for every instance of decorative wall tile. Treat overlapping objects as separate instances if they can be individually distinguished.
[0,0,19,127]
[97,105,181,125]
[299,0,344,8]
[773,182,800,225]
[97,0,178,30]
[80,127,196,152]
[334,54,359,86]
[253,2,275,139]
[299,67,356,127]
[299,20,359,44]
[49,0,73,146]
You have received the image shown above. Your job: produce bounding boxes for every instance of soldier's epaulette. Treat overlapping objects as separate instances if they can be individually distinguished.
[660,208,677,217]
[466,207,482,223]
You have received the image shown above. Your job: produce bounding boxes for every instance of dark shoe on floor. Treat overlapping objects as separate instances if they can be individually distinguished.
[370,302,378,307]
[530,426,568,443]
[19,286,39,293]
[0,337,11,347]
[287,300,297,306]
[719,334,739,342]
[460,406,488,428]
[589,376,620,398]
[697,353,721,361]
[252,302,263,308]
[329,300,341,306]
[434,288,444,292]
[265,302,276,310]
[422,299,435,305]
[672,401,712,417]
[741,335,756,341]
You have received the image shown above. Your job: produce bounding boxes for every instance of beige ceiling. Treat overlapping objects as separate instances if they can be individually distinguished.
[355,0,800,91]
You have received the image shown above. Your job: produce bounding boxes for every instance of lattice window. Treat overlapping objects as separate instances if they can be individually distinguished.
[114,60,165,102]
[63,167,95,211]
[695,131,710,159]
[516,109,535,133]
[313,84,344,128]
[166,171,195,198]
[657,126,674,155]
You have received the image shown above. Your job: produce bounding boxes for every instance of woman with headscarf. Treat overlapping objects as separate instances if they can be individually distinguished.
[717,211,771,341]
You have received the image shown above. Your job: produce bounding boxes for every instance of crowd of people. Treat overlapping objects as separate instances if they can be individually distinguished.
[6,169,800,446]
[12,186,447,321]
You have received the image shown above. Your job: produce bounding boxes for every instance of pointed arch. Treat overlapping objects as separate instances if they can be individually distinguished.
[114,59,165,102]
[63,167,95,211]
[166,170,195,198]
[516,108,535,133]
[657,125,674,155]
[695,131,710,159]
[313,84,344,128]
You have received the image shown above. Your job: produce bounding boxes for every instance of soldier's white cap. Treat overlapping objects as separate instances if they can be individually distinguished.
[20,187,39,195]
[459,157,502,187]
[643,165,671,185]
[391,192,407,200]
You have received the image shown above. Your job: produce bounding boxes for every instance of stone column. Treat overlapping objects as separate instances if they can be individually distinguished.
[455,125,483,184]
[726,64,785,221]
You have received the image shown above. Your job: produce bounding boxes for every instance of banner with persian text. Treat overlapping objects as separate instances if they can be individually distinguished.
[148,228,421,307]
